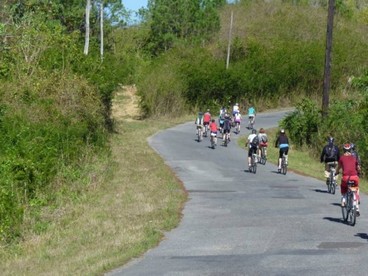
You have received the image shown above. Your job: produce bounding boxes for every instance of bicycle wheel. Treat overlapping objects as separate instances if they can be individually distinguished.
[330,180,336,194]
[347,193,356,226]
[261,148,267,165]
[281,160,287,175]
[341,204,348,222]
[252,155,257,174]
[327,179,332,193]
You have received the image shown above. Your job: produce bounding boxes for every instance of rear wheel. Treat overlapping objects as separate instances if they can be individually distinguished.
[330,180,336,194]
[347,194,356,226]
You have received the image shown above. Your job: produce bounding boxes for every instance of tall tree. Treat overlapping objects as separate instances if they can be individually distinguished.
[84,0,91,55]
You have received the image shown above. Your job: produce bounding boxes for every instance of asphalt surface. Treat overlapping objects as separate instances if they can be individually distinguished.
[107,110,368,276]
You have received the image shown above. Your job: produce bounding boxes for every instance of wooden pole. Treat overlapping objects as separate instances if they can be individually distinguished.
[322,0,335,118]
[226,10,233,70]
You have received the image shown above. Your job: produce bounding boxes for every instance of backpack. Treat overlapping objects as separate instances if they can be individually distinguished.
[326,146,336,159]
[261,134,268,143]
[251,135,259,147]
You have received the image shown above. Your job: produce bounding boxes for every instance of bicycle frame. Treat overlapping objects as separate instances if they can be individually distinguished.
[342,180,358,226]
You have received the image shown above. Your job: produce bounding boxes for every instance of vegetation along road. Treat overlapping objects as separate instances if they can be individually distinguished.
[107,110,368,275]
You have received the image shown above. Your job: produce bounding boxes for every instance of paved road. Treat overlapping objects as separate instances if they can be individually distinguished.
[107,110,368,276]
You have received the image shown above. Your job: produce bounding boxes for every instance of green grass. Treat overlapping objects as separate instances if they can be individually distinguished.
[0,108,191,275]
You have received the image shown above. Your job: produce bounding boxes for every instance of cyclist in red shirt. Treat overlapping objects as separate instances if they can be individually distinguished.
[203,109,211,137]
[336,143,361,215]
[209,119,218,147]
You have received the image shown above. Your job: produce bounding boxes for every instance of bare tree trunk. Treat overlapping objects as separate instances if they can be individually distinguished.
[100,1,104,62]
[84,0,91,55]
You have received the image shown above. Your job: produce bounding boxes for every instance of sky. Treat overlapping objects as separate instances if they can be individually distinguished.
[123,0,148,13]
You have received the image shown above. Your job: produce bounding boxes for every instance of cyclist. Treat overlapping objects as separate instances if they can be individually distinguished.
[232,103,240,117]
[222,113,232,143]
[195,112,204,140]
[234,112,242,132]
[320,136,340,183]
[351,143,361,167]
[257,128,268,160]
[246,129,259,169]
[218,108,226,133]
[203,109,211,135]
[336,143,361,216]
[248,105,256,128]
[209,119,218,146]
[275,129,289,173]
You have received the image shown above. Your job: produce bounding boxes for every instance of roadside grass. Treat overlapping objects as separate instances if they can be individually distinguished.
[239,128,367,193]
[0,110,191,275]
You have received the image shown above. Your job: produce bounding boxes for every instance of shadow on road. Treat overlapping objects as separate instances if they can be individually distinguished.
[323,217,345,225]
[314,189,329,194]
[355,233,368,241]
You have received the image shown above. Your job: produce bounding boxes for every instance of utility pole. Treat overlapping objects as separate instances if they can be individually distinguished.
[322,0,335,118]
[226,10,233,70]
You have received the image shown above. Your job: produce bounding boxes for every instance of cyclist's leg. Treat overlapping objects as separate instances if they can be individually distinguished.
[278,149,283,171]
[284,147,289,164]
[248,148,253,167]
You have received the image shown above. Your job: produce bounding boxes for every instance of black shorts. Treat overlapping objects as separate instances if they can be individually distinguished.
[248,146,257,157]
[223,128,230,134]
[203,122,210,126]
[279,147,289,158]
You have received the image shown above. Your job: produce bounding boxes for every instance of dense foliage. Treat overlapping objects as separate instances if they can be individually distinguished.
[0,0,135,243]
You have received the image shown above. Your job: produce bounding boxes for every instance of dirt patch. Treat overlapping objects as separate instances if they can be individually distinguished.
[112,85,141,122]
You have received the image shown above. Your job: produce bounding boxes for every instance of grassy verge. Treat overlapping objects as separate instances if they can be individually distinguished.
[0,114,192,275]
[239,128,368,193]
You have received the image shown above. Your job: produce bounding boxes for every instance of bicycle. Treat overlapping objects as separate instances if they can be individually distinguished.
[248,116,255,130]
[326,162,337,194]
[197,127,203,142]
[222,132,230,147]
[341,178,359,226]
[259,146,267,165]
[234,121,240,134]
[279,153,287,175]
[249,153,257,174]
[203,124,209,137]
[210,132,217,149]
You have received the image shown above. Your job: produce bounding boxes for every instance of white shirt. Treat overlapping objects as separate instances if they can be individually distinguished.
[247,133,257,148]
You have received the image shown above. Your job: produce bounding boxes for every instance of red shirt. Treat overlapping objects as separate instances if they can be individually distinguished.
[203,112,211,123]
[339,155,358,176]
[209,122,218,132]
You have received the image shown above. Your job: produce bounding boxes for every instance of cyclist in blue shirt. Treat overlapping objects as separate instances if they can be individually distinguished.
[248,105,256,127]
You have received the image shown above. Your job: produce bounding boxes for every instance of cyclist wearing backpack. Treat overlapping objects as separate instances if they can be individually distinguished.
[257,128,268,160]
[336,143,361,216]
[246,129,259,169]
[320,137,340,180]
[222,113,232,142]
[275,129,289,173]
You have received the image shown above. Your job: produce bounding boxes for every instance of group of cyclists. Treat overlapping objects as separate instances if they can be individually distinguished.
[320,137,362,216]
[195,103,257,147]
[197,107,363,220]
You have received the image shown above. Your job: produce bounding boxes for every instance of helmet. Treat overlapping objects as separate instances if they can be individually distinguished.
[235,103,239,106]
[328,137,334,143]
[252,129,257,134]
[343,143,351,152]
[351,143,355,150]
[259,128,265,134]
[198,112,203,115]
[280,129,285,134]
[207,109,210,112]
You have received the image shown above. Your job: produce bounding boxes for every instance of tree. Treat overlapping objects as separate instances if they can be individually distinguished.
[144,0,226,55]
[84,0,91,55]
